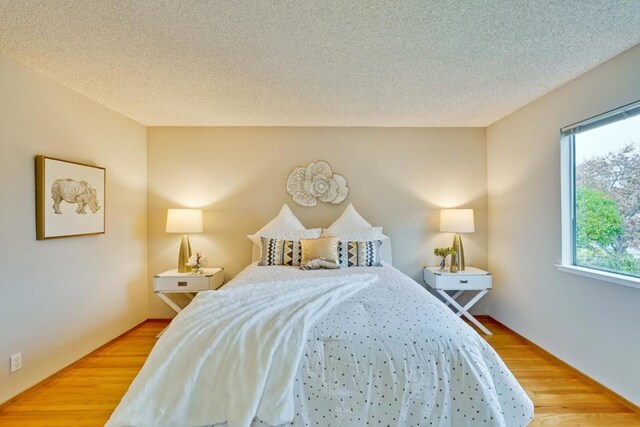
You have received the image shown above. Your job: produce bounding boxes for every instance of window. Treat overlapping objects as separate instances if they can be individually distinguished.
[560,100,640,287]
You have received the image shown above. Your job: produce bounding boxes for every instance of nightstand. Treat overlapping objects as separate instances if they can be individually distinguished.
[154,267,224,313]
[424,266,493,335]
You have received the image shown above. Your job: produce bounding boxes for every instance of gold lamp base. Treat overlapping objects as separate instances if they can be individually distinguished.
[451,233,465,272]
[178,235,192,273]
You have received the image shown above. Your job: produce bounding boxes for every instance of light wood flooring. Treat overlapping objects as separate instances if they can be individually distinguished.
[0,318,638,426]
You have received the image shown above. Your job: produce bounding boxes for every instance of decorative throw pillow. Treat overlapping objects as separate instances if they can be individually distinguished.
[259,237,302,266]
[300,237,339,268]
[251,229,322,263]
[338,240,383,267]
[300,258,340,270]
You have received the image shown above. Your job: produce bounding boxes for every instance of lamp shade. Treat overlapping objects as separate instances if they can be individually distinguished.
[166,209,203,233]
[440,209,475,233]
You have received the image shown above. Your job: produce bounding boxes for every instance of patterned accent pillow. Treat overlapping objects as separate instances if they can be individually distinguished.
[259,237,302,266]
[337,240,383,267]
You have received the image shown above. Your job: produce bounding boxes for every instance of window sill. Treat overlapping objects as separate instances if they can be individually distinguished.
[556,264,640,290]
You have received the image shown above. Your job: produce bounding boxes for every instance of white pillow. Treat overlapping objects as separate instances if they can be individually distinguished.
[325,204,389,240]
[261,228,323,241]
[322,227,387,242]
[326,203,372,231]
[248,204,311,246]
[247,204,322,246]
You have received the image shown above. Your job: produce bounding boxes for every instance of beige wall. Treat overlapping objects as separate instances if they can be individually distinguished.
[148,127,487,318]
[4,38,639,407]
[486,45,640,405]
[0,55,148,403]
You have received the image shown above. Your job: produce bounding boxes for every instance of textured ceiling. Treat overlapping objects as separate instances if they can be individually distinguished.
[0,1,639,127]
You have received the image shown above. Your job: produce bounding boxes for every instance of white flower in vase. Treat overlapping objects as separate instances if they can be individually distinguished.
[186,251,208,274]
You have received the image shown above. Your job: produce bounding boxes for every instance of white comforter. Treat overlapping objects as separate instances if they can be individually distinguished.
[107,274,377,427]
[109,265,534,427]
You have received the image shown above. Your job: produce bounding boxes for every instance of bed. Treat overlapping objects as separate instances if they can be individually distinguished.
[107,256,534,426]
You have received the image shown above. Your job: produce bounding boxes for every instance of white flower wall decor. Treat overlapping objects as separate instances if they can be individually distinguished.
[286,161,349,207]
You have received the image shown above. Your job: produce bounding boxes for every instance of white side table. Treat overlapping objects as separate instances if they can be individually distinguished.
[423,266,493,335]
[154,268,224,337]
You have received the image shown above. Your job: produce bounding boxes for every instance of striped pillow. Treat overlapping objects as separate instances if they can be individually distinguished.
[259,237,302,266]
[338,240,383,267]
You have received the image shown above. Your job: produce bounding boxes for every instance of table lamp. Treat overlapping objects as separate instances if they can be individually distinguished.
[166,208,203,273]
[440,208,474,272]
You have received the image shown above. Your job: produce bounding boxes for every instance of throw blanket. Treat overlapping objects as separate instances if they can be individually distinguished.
[106,274,377,427]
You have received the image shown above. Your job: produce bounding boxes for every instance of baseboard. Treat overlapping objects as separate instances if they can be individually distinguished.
[0,319,150,409]
[484,316,640,415]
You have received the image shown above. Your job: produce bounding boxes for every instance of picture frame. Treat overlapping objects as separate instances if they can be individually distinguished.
[35,156,106,240]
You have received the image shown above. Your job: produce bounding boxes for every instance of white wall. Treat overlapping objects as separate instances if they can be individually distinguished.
[147,127,488,318]
[486,45,640,405]
[0,55,148,403]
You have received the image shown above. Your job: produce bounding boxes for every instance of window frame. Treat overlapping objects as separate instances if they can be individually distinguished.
[558,100,640,290]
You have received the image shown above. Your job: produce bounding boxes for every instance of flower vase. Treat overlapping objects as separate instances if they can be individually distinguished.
[192,266,203,275]
[439,258,447,271]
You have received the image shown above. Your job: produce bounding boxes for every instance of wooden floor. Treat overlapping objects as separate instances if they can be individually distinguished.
[0,318,638,426]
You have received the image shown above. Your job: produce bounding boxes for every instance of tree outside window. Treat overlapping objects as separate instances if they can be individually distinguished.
[574,114,640,277]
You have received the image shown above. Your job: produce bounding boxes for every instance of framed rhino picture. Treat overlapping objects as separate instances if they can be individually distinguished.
[35,156,106,240]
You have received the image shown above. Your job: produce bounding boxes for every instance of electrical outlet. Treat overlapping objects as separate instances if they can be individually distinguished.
[10,353,22,373]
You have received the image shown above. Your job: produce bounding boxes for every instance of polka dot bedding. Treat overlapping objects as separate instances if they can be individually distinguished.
[223,264,534,427]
